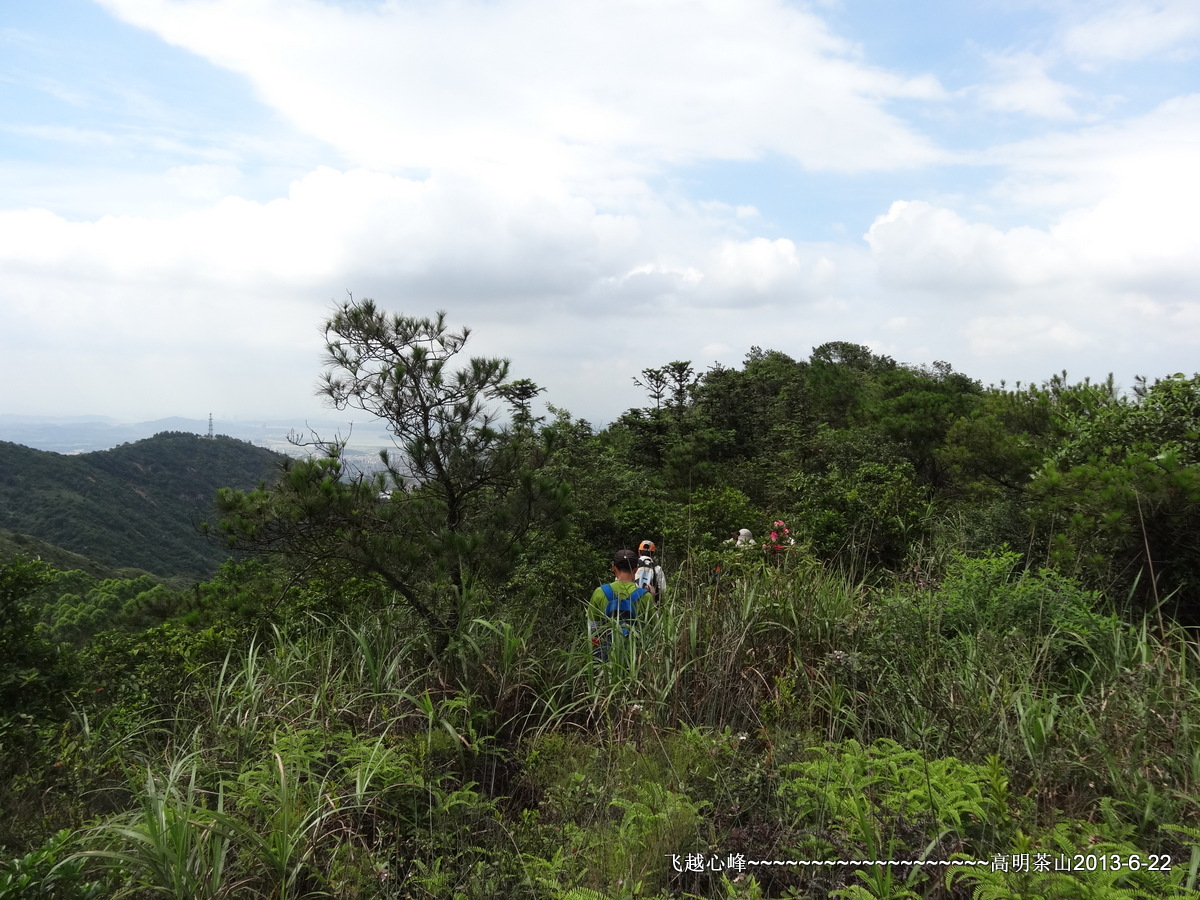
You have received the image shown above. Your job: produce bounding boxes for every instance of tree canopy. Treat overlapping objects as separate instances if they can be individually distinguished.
[213,299,570,646]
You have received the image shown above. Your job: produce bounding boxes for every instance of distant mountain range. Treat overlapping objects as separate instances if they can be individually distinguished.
[0,432,288,578]
[0,413,396,456]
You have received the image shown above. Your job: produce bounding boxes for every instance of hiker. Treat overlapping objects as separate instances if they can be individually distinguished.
[588,549,651,662]
[635,540,668,598]
[714,528,756,585]
[726,528,755,548]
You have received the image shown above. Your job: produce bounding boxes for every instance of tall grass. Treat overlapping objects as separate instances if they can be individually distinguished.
[21,548,1199,898]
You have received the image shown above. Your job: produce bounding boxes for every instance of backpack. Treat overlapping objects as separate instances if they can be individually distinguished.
[599,583,648,636]
[593,583,649,661]
[635,557,658,594]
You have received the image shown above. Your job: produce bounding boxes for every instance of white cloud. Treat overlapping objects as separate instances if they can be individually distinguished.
[977,52,1080,120]
[96,0,946,177]
[1064,1,1200,63]
[861,82,1200,380]
[866,159,1200,302]
[711,238,804,295]
[978,97,1200,292]
[0,155,867,419]
[6,124,121,147]
[0,166,637,296]
[865,201,1068,293]
[965,315,1094,356]
[988,94,1200,205]
[862,105,1200,384]
[163,164,244,202]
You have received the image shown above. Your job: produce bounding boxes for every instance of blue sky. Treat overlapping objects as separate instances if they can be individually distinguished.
[2,0,1199,428]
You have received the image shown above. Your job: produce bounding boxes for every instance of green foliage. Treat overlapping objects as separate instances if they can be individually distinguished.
[865,359,982,485]
[12,325,1200,899]
[184,558,290,625]
[0,553,1192,898]
[947,814,1197,899]
[664,486,763,551]
[938,382,1063,497]
[929,551,1120,671]
[80,620,236,721]
[779,738,1005,865]
[0,433,283,577]
[82,756,237,900]
[0,558,76,751]
[606,781,703,894]
[787,429,930,568]
[231,733,346,897]
[214,299,571,650]
[1028,374,1200,612]
[32,568,183,643]
[0,528,148,580]
[689,349,808,462]
[0,829,106,900]
[523,731,709,898]
[536,406,663,553]
[507,527,608,625]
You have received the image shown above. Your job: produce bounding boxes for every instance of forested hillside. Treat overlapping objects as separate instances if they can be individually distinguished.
[3,302,1199,899]
[0,432,286,577]
[0,529,147,580]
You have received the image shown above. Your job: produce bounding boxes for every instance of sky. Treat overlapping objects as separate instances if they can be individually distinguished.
[2,0,1198,429]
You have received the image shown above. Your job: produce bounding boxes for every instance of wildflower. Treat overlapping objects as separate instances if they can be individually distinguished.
[766,519,795,551]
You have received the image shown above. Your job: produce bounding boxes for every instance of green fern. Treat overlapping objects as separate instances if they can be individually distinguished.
[947,825,1198,899]
[558,889,611,900]
[1162,823,1200,893]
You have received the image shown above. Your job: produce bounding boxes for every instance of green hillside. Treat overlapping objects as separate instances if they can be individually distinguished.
[0,529,160,581]
[0,432,285,577]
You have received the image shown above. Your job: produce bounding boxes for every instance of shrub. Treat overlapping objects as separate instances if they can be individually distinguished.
[928,551,1123,680]
[0,829,106,900]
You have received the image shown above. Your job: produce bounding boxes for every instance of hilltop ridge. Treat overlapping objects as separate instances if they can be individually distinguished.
[0,432,286,577]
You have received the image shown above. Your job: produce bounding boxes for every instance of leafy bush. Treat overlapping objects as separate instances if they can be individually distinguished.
[1028,373,1200,613]
[788,455,930,569]
[662,486,764,552]
[0,829,106,900]
[34,570,182,643]
[507,528,608,625]
[80,621,236,720]
[926,551,1123,679]
[0,557,75,724]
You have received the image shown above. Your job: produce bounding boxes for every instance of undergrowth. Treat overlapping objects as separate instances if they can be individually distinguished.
[3,549,1199,899]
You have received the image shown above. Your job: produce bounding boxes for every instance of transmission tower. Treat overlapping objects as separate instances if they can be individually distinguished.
[208,413,214,440]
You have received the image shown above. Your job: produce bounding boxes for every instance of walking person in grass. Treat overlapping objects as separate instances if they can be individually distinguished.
[635,539,667,598]
[588,549,652,663]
